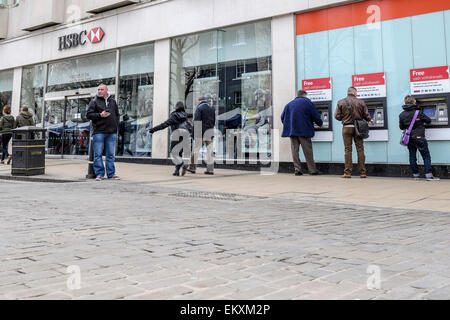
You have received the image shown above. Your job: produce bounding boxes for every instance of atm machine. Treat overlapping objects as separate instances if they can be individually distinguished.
[362,98,387,129]
[413,94,449,128]
[313,101,332,131]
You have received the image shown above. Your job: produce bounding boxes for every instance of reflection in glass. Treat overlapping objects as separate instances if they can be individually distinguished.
[47,52,116,92]
[170,20,272,160]
[21,64,45,127]
[44,52,116,156]
[117,44,154,157]
[0,69,13,116]
[45,98,91,156]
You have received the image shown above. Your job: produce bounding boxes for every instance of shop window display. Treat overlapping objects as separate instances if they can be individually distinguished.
[117,44,155,157]
[21,64,45,127]
[0,69,13,116]
[170,20,272,160]
[45,52,116,156]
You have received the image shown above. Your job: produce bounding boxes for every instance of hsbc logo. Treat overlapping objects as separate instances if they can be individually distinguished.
[87,28,105,43]
[58,27,105,51]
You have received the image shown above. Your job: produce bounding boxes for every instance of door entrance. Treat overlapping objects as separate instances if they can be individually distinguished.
[45,96,91,157]
[44,90,100,158]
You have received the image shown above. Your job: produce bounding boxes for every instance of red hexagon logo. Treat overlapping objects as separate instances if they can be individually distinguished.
[87,27,105,44]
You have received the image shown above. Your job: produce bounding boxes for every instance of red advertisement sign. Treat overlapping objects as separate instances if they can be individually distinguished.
[302,78,332,101]
[410,66,450,94]
[352,73,386,98]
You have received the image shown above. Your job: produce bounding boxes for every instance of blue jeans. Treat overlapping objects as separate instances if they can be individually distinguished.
[407,137,432,175]
[93,133,117,178]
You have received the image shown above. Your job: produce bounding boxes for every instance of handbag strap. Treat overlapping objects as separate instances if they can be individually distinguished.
[344,98,355,122]
[406,110,420,135]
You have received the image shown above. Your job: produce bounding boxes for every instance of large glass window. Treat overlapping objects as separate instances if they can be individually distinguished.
[117,44,154,157]
[47,52,116,92]
[0,69,13,116]
[44,52,116,156]
[170,20,272,159]
[21,64,45,127]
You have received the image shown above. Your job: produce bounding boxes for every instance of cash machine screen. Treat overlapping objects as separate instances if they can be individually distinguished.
[423,107,436,119]
[315,104,330,130]
[366,101,385,128]
[417,97,449,126]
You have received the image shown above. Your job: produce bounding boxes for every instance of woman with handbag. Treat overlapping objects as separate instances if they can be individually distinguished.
[399,95,439,181]
[0,105,15,165]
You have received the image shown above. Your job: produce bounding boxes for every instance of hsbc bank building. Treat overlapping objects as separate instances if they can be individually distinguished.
[0,0,450,177]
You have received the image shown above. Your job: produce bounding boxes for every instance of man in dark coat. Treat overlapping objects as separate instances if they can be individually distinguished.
[281,90,323,175]
[187,97,216,175]
[86,84,120,181]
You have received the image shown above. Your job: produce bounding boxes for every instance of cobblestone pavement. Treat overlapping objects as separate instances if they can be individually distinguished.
[1,178,450,300]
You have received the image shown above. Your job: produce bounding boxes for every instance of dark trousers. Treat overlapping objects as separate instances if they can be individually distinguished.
[408,137,432,175]
[290,136,317,173]
[343,127,366,175]
[1,133,12,161]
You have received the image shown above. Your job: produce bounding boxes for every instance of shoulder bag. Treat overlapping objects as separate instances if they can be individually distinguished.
[400,110,420,146]
[345,99,369,139]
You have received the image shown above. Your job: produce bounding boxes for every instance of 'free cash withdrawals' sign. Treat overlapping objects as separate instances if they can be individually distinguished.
[352,72,386,98]
[302,78,332,102]
[410,66,450,94]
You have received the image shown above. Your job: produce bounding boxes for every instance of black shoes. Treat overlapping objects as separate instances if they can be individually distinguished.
[181,164,188,176]
[186,168,196,174]
[204,171,214,175]
[296,171,322,176]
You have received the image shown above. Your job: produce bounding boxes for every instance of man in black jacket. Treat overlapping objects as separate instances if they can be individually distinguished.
[399,95,439,181]
[86,84,120,181]
[187,97,216,175]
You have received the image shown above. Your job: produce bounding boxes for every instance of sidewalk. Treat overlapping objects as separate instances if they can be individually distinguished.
[1,159,449,213]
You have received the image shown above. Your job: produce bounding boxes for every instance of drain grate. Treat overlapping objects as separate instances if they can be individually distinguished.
[170,191,266,202]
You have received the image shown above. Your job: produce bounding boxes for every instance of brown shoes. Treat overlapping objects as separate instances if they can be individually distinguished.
[341,174,351,179]
[360,174,367,179]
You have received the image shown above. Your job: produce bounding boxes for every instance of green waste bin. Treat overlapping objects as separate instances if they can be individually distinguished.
[11,127,47,176]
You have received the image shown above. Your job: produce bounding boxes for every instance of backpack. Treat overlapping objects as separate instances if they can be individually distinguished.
[345,99,369,139]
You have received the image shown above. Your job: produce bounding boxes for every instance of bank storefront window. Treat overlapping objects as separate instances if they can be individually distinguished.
[46,52,116,93]
[21,64,45,127]
[117,44,154,157]
[44,52,116,156]
[0,69,13,116]
[170,20,272,160]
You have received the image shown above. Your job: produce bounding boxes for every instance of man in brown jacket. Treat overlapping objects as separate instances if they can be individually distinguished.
[334,87,373,178]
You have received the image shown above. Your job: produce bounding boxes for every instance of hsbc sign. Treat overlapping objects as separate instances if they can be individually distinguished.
[58,27,105,51]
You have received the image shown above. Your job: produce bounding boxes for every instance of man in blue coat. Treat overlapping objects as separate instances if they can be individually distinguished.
[281,90,323,175]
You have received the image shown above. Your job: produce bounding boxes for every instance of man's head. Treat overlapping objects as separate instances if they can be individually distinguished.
[198,96,207,104]
[297,90,307,97]
[347,87,357,96]
[22,106,29,112]
[404,95,417,105]
[97,84,108,98]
